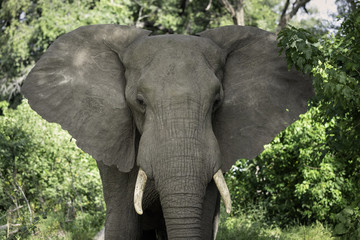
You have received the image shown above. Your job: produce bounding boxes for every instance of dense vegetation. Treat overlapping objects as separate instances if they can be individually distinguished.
[1,0,359,239]
[227,3,360,238]
[0,101,104,239]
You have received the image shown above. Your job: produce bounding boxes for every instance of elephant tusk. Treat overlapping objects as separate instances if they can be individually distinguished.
[213,169,232,214]
[134,168,147,215]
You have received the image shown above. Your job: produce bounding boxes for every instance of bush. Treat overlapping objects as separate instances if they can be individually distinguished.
[217,203,334,240]
[0,100,105,239]
[227,107,350,225]
[227,5,360,231]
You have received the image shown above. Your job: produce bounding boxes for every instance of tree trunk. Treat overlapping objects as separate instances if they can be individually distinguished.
[234,0,245,26]
[221,0,245,26]
[278,0,291,30]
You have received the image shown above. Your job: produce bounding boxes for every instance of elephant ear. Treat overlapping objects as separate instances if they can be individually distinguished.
[199,26,314,172]
[22,25,151,172]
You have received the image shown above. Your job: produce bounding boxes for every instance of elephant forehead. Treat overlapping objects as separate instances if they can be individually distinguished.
[131,51,220,101]
[147,53,214,86]
[122,35,224,71]
[149,50,207,73]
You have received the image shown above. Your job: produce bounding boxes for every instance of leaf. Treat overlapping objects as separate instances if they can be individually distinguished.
[296,40,306,52]
[303,46,312,60]
[343,207,354,216]
[296,57,305,69]
[342,86,353,99]
[334,222,348,235]
[304,64,312,74]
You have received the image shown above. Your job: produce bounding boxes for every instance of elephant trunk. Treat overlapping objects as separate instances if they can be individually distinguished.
[135,114,232,238]
[152,135,209,239]
[157,176,205,239]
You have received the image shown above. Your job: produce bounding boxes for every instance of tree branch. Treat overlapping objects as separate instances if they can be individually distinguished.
[12,173,33,224]
[11,152,33,224]
[0,172,21,219]
[0,223,21,231]
[221,0,236,17]
[179,0,187,16]
[280,0,291,23]
[290,0,312,19]
[68,158,84,218]
[278,0,312,31]
[304,164,321,170]
[205,0,212,11]
[9,205,24,213]
[135,6,150,28]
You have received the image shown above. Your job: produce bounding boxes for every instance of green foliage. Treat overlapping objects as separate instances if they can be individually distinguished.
[217,204,334,240]
[227,107,349,225]
[277,3,360,132]
[287,5,332,36]
[125,0,233,34]
[333,205,360,239]
[0,0,135,103]
[1,0,359,238]
[0,100,104,239]
[277,26,322,74]
[226,3,360,237]
[128,0,282,35]
[278,2,360,224]
[244,0,282,32]
[0,0,319,106]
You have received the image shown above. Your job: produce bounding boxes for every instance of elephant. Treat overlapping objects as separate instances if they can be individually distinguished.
[21,24,313,239]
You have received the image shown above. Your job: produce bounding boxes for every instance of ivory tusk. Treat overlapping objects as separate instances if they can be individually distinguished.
[134,168,147,215]
[213,169,232,214]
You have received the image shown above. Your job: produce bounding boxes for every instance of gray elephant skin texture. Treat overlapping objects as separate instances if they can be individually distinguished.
[21,25,313,240]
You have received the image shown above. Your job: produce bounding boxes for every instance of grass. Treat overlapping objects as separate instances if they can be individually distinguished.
[217,204,336,240]
[0,211,104,240]
[2,204,339,239]
[28,212,103,240]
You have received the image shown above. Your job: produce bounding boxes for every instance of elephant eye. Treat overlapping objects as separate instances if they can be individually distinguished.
[213,93,222,112]
[136,94,147,108]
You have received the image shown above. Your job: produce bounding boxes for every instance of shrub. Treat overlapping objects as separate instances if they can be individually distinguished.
[0,100,105,239]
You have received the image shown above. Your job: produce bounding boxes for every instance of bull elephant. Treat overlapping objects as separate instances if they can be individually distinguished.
[21,25,313,239]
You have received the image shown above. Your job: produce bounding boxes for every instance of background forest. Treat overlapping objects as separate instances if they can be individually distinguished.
[0,0,359,239]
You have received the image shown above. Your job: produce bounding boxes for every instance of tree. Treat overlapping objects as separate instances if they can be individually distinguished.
[336,0,358,17]
[277,5,360,236]
[129,0,232,34]
[278,0,312,31]
[227,107,345,225]
[220,0,245,25]
[217,0,284,31]
[0,0,236,107]
[1,0,327,109]
[0,100,105,238]
[0,0,135,107]
[227,1,360,236]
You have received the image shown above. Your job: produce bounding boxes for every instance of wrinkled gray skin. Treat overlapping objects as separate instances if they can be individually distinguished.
[22,25,313,239]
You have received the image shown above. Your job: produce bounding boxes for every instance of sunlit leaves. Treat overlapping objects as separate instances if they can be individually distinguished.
[228,5,360,230]
[228,107,343,224]
[0,100,104,238]
[0,0,135,103]
[277,25,322,74]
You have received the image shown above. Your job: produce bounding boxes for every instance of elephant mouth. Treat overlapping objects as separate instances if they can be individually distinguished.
[133,168,232,215]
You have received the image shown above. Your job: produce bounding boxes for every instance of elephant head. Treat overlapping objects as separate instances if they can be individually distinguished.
[22,25,313,239]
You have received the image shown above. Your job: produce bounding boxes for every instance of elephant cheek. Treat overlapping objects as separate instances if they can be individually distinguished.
[135,130,156,178]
